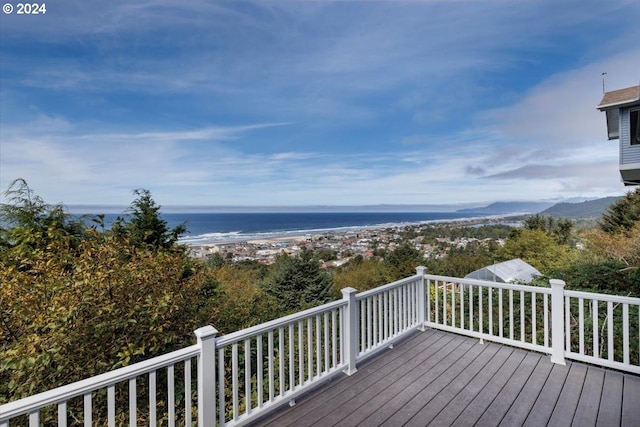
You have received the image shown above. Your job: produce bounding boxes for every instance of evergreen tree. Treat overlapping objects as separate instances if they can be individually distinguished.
[112,189,186,249]
[261,250,334,312]
[599,188,640,234]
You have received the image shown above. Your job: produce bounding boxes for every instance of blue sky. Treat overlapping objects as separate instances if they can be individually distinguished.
[1,1,639,209]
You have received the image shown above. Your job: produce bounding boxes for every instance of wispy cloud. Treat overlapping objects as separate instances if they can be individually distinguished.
[1,1,639,206]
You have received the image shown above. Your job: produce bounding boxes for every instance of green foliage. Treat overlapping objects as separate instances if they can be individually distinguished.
[425,242,495,277]
[333,258,389,292]
[599,188,640,234]
[383,243,423,280]
[112,189,186,250]
[524,214,574,245]
[0,182,217,408]
[260,250,334,313]
[497,229,577,274]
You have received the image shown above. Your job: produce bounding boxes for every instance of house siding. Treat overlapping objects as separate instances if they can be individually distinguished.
[620,107,640,164]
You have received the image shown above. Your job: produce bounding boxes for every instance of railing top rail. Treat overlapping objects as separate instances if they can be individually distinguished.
[423,273,552,294]
[0,344,200,420]
[356,274,421,299]
[216,299,346,347]
[565,289,640,304]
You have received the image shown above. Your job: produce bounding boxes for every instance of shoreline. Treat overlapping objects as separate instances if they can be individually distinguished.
[186,214,524,256]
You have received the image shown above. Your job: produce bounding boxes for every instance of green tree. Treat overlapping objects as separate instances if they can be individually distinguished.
[112,189,186,250]
[0,178,85,256]
[383,243,423,280]
[497,229,576,274]
[333,258,389,292]
[599,188,640,234]
[261,250,334,312]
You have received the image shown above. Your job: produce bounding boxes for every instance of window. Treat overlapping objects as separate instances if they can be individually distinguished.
[632,109,640,145]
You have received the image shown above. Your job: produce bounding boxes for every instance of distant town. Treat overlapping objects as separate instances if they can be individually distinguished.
[188,216,520,265]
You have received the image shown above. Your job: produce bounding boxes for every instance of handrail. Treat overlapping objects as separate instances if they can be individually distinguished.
[424,273,552,294]
[565,289,640,304]
[216,299,345,347]
[356,273,421,298]
[0,344,199,421]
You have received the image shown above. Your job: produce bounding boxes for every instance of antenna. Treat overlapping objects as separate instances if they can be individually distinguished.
[602,72,607,94]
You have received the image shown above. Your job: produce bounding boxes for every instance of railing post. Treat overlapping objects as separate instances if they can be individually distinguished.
[416,266,427,331]
[194,325,218,427]
[341,287,359,376]
[550,280,566,365]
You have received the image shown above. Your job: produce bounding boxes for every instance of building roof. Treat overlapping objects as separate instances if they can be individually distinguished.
[464,258,541,284]
[597,85,640,110]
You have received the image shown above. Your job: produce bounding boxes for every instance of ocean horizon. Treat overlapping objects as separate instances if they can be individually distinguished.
[78,211,507,245]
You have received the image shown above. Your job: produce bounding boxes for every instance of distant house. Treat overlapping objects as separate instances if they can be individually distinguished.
[465,258,541,284]
[597,85,640,185]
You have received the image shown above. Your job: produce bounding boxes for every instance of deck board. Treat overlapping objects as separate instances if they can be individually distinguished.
[622,374,640,426]
[596,370,623,426]
[251,329,640,427]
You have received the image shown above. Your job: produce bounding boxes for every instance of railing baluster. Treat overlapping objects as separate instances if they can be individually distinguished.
[579,298,585,355]
[279,326,285,396]
[149,370,156,426]
[331,309,337,368]
[607,301,614,361]
[306,319,312,383]
[84,392,92,427]
[426,279,432,323]
[298,320,304,385]
[184,359,191,427]
[360,300,366,351]
[168,364,175,427]
[469,284,473,332]
[129,378,136,427]
[232,343,239,420]
[479,286,483,335]
[520,290,525,342]
[58,401,67,427]
[443,280,448,327]
[289,324,295,392]
[324,312,330,373]
[488,287,493,336]
[498,288,503,338]
[623,303,630,365]
[532,292,536,345]
[435,281,440,325]
[219,347,226,425]
[593,300,599,358]
[245,338,251,414]
[460,283,465,330]
[256,334,262,408]
[28,411,38,427]
[367,297,372,350]
[451,282,456,328]
[544,293,549,348]
[315,314,321,378]
[509,289,513,341]
[565,295,570,352]
[269,330,275,400]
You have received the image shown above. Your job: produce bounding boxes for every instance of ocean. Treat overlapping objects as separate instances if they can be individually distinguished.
[90,212,486,245]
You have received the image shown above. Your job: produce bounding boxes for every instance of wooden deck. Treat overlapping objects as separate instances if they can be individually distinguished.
[251,329,640,426]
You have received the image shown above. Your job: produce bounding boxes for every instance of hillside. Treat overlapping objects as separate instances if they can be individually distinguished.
[457,201,555,215]
[540,196,622,219]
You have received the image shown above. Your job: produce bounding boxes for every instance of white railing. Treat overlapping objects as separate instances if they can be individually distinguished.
[211,299,347,426]
[564,290,640,373]
[2,268,639,426]
[423,273,640,374]
[0,344,200,427]
[354,270,426,361]
[424,274,553,355]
